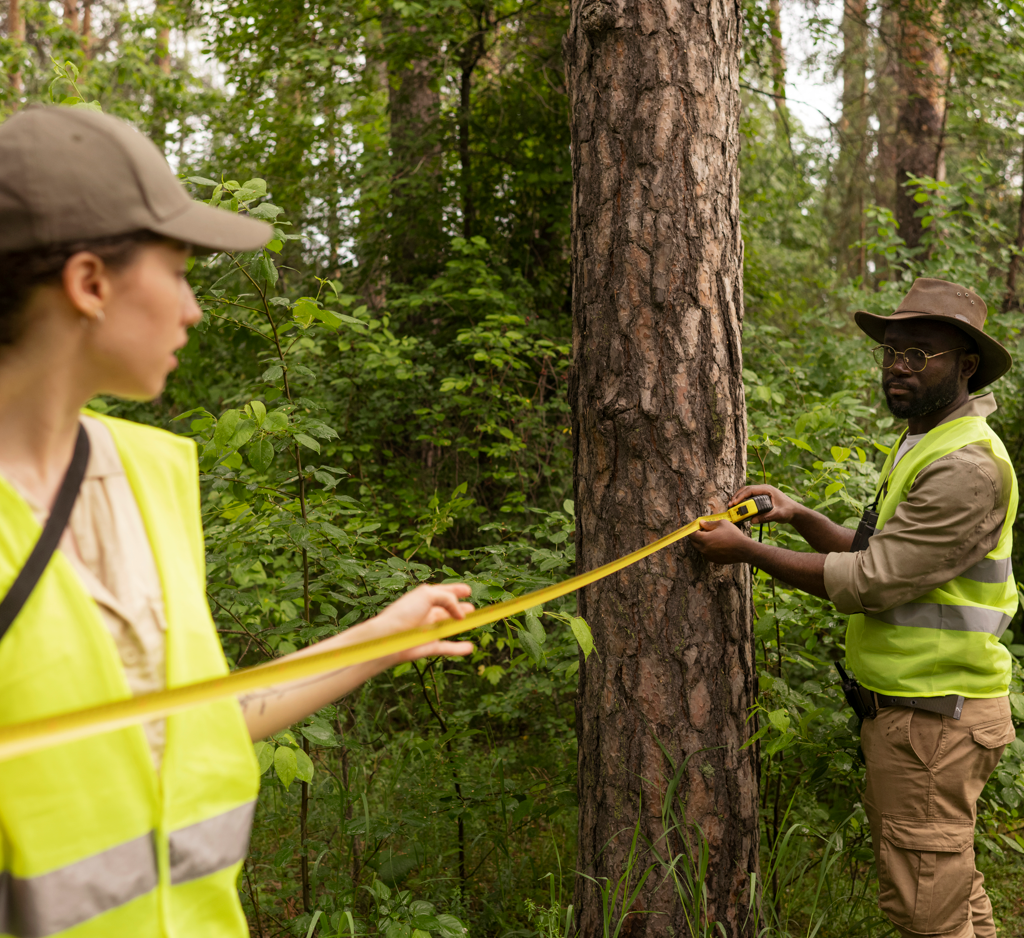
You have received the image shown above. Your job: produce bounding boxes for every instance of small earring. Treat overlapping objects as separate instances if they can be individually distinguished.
[92,308,105,324]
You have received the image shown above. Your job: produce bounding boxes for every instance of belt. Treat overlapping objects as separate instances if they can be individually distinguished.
[860,687,965,720]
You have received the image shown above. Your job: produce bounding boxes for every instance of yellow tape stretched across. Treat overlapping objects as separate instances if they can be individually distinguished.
[0,498,767,763]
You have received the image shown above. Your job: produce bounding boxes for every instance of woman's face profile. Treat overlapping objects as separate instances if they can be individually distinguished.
[82,242,202,400]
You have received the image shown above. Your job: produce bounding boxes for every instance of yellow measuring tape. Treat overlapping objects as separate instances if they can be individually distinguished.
[0,495,771,763]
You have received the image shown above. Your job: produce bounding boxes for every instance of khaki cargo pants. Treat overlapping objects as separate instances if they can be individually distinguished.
[862,696,1016,938]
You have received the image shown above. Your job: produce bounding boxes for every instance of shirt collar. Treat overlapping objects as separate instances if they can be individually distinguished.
[935,391,998,427]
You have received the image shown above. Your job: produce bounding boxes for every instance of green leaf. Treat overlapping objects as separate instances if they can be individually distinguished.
[829,446,851,462]
[259,363,283,384]
[294,433,321,454]
[520,630,544,664]
[293,297,320,329]
[274,745,297,789]
[294,746,315,783]
[241,177,268,197]
[301,723,336,745]
[436,914,467,938]
[248,400,267,425]
[229,418,258,449]
[525,613,546,645]
[213,410,242,448]
[767,708,791,733]
[570,616,594,658]
[262,410,289,433]
[247,439,274,473]
[186,176,218,187]
[253,741,274,774]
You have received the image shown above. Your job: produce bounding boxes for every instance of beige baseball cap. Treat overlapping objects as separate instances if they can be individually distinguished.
[855,277,1012,392]
[0,105,270,254]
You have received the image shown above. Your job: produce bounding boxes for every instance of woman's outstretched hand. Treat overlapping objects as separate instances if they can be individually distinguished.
[242,583,475,740]
[365,582,476,664]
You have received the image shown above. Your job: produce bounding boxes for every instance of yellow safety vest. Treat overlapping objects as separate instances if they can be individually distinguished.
[846,414,1018,699]
[0,414,259,937]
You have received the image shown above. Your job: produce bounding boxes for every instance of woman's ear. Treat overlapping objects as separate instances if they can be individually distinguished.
[61,252,111,324]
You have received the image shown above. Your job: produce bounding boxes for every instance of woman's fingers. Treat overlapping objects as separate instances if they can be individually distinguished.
[400,639,475,662]
[425,602,475,625]
[416,583,474,621]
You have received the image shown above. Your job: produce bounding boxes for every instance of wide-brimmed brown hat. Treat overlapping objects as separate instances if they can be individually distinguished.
[0,105,270,254]
[854,278,1012,392]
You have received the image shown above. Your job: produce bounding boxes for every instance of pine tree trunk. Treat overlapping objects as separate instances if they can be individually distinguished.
[564,1,758,934]
[894,0,947,249]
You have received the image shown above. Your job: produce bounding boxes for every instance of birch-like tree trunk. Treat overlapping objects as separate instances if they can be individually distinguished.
[564,0,758,934]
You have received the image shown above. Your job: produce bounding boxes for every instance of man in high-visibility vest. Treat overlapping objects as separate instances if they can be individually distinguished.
[693,278,1017,938]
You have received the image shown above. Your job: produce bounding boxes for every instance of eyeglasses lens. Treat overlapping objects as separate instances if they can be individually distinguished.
[873,346,928,371]
[905,349,928,371]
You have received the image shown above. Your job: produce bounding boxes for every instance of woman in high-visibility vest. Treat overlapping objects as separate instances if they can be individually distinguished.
[0,107,474,937]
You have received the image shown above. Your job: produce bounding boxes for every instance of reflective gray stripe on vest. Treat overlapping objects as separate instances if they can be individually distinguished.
[0,801,256,936]
[168,800,256,885]
[0,833,156,938]
[958,557,1013,585]
[874,603,1012,637]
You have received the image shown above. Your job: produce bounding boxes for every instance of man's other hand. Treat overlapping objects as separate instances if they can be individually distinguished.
[730,484,801,525]
[690,519,753,564]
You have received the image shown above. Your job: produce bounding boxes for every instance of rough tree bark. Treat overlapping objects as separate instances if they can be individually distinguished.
[564,0,758,934]
[833,0,870,279]
[893,0,948,249]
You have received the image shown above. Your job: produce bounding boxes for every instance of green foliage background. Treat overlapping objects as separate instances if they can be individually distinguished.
[5,0,1024,934]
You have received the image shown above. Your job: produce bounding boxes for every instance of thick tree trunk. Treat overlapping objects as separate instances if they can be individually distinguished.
[833,0,870,279]
[386,15,442,283]
[894,0,947,249]
[564,1,757,935]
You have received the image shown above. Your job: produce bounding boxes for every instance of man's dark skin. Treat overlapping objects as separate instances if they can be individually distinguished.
[691,320,981,591]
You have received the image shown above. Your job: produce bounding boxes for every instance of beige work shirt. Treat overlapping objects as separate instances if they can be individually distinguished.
[824,393,1012,615]
[12,416,168,767]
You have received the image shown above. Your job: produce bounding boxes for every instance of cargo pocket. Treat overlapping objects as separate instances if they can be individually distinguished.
[878,815,973,934]
[970,718,1016,749]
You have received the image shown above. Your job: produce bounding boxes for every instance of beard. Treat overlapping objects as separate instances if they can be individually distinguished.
[884,362,963,419]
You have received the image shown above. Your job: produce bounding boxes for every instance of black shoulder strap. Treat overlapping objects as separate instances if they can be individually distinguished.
[0,424,91,642]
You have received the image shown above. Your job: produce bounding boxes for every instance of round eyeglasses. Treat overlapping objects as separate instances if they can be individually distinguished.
[871,345,968,373]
